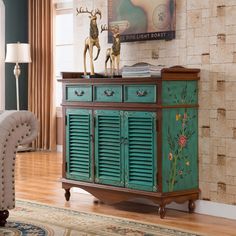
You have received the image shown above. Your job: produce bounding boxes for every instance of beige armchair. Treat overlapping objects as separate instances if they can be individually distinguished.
[0,111,38,226]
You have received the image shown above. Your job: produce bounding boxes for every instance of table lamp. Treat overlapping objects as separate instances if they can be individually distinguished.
[5,42,31,110]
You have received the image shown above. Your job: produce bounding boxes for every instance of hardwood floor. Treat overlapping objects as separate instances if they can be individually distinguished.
[15,151,236,236]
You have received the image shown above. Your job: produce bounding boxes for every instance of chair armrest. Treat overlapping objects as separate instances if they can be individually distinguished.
[0,110,38,210]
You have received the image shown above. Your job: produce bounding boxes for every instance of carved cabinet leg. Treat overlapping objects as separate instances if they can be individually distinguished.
[64,188,71,201]
[158,205,166,219]
[188,200,195,213]
[0,210,9,226]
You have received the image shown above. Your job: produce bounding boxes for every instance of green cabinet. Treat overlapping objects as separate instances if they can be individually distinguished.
[94,110,157,191]
[66,85,92,102]
[94,110,124,186]
[124,85,156,103]
[124,111,157,191]
[161,108,198,192]
[61,67,200,218]
[66,109,93,182]
[162,81,198,106]
[94,85,122,102]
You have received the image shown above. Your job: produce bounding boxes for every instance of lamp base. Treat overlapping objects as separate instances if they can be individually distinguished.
[14,64,20,111]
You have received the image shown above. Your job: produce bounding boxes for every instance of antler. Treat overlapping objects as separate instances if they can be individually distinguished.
[76,7,102,19]
[76,7,93,16]
[101,24,108,33]
[94,9,102,19]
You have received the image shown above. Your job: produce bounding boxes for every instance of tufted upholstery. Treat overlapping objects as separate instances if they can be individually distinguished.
[0,110,38,225]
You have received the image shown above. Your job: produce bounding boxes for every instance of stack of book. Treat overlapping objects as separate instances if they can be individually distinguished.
[122,63,163,78]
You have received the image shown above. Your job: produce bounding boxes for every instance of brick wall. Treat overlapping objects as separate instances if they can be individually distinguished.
[74,0,236,204]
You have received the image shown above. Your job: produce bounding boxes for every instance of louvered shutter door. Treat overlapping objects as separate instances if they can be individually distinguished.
[95,110,124,186]
[124,111,157,191]
[66,109,92,182]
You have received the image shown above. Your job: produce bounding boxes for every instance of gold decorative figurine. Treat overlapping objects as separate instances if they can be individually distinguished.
[76,7,102,76]
[101,25,121,77]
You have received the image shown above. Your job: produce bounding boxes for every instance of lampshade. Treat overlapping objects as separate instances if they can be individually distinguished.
[5,42,31,63]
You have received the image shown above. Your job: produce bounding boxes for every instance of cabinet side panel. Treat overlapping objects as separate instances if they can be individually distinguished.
[162,81,198,106]
[162,108,198,192]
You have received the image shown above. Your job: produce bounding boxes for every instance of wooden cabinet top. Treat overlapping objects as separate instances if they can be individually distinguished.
[59,66,200,84]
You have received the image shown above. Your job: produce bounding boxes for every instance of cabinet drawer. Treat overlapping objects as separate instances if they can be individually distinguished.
[124,85,156,103]
[66,85,92,102]
[94,85,122,102]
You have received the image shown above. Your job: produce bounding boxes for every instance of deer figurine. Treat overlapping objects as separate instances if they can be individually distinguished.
[76,7,102,76]
[101,24,121,77]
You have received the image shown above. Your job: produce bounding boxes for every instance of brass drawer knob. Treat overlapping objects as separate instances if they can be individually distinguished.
[74,90,85,96]
[104,89,114,97]
[136,90,147,97]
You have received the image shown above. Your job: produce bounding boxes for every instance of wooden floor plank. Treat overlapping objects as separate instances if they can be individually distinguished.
[15,151,236,236]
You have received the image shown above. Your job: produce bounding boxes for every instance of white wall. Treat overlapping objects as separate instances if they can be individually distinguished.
[0,0,5,110]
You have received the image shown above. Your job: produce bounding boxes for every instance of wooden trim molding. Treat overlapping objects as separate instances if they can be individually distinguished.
[168,200,236,220]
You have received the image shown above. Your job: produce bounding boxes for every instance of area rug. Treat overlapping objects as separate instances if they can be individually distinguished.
[0,200,204,236]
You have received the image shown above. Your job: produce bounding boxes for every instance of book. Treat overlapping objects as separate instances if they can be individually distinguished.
[122,63,164,78]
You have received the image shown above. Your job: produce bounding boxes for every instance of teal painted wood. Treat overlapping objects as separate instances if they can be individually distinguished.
[66,109,93,182]
[124,111,157,192]
[94,110,124,186]
[66,85,92,102]
[162,81,198,105]
[94,85,122,102]
[124,85,156,103]
[162,108,198,192]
